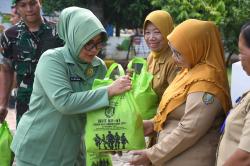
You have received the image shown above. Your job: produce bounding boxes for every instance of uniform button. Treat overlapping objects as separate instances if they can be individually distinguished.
[157,75,160,79]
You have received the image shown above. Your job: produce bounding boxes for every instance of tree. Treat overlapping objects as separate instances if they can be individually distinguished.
[150,0,250,65]
[103,0,156,36]
[42,0,85,14]
[42,0,156,36]
[220,0,250,65]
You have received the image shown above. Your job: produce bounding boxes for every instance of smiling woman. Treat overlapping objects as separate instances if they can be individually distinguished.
[79,34,106,63]
[143,10,178,100]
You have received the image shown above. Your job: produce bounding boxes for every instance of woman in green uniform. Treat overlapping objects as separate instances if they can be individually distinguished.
[11,7,131,165]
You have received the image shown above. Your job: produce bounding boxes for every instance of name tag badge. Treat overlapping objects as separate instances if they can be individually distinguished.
[70,76,81,81]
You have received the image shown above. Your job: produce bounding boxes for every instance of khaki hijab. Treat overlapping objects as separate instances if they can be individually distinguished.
[143,10,174,58]
[154,19,231,131]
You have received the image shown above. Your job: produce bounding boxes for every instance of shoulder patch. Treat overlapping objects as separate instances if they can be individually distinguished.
[202,93,214,105]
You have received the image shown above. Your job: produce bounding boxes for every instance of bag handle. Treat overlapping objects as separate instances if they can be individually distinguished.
[0,121,10,136]
[127,57,147,71]
[105,63,125,79]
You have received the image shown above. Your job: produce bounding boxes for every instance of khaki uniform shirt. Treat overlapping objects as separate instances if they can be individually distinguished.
[216,92,250,166]
[147,49,177,100]
[146,92,224,166]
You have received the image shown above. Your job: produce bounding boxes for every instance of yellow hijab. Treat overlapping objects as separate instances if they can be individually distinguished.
[143,10,174,58]
[154,19,231,131]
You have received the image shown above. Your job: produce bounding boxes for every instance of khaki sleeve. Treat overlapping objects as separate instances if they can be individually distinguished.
[239,102,250,152]
[146,92,222,165]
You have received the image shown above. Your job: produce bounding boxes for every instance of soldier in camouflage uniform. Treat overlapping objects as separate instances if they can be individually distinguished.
[0,0,63,125]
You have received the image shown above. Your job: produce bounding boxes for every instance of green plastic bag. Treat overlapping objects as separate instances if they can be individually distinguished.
[0,121,14,166]
[85,63,145,152]
[127,57,158,120]
[86,152,113,166]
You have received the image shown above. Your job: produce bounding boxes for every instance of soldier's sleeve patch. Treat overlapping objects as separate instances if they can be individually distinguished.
[202,93,214,105]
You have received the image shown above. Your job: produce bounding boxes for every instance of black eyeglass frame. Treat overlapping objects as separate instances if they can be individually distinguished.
[84,41,106,51]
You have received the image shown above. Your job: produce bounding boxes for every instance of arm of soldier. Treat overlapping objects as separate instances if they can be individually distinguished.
[0,63,14,122]
[145,92,222,165]
[223,108,250,166]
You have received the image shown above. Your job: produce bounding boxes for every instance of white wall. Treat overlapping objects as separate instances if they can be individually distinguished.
[231,61,250,105]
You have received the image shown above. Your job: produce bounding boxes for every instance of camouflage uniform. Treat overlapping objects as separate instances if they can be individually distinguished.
[0,18,63,124]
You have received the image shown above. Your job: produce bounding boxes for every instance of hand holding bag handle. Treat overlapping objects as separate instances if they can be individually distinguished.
[127,57,153,92]
[127,57,147,78]
[93,63,125,89]
[105,63,125,79]
[126,57,158,120]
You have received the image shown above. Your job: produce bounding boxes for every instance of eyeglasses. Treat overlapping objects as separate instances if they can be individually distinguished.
[168,42,183,62]
[84,41,106,51]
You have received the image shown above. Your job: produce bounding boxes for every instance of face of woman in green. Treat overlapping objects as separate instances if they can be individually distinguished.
[79,34,105,63]
[239,33,250,75]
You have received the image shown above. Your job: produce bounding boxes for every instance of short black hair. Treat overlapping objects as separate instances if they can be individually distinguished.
[241,22,250,48]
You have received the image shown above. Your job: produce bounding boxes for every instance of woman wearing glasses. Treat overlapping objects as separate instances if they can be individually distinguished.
[11,7,131,165]
[129,19,231,166]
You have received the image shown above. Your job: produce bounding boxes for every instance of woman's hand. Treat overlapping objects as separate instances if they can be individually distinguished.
[143,120,155,136]
[129,150,151,166]
[107,75,131,97]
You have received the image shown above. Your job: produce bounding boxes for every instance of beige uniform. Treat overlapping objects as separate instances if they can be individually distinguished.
[216,92,250,166]
[146,92,224,166]
[147,51,177,100]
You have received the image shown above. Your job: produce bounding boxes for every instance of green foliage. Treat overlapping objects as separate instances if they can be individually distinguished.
[42,0,155,29]
[103,0,156,28]
[221,0,250,55]
[42,0,86,14]
[150,0,250,61]
[42,0,156,36]
[1,14,11,23]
